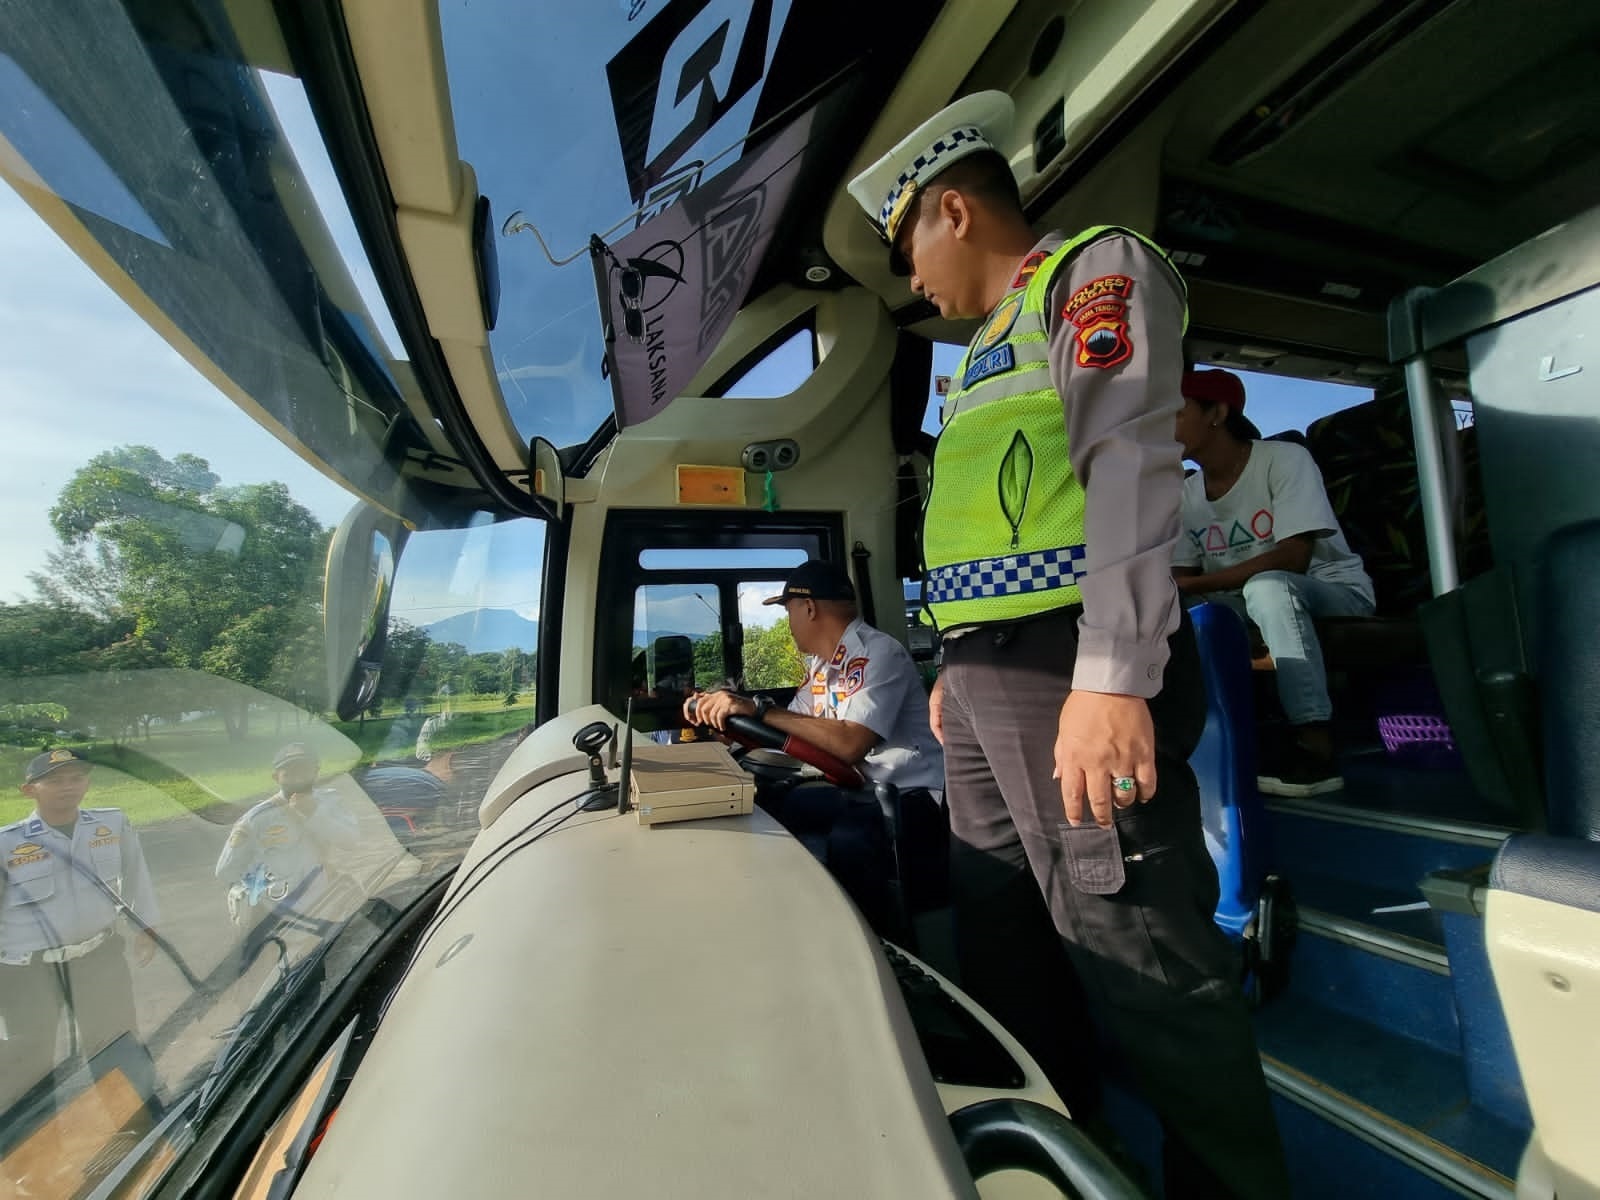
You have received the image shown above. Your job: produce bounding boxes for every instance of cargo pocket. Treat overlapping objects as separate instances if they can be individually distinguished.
[1059,821,1126,895]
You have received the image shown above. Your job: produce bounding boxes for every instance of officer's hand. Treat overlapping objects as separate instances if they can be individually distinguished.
[687,690,755,732]
[1053,690,1157,828]
[287,791,317,817]
[134,929,157,967]
[928,673,946,746]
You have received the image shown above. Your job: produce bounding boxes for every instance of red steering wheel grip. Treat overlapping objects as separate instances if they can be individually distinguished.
[712,711,865,791]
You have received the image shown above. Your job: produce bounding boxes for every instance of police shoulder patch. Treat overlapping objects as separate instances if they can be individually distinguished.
[1062,274,1135,371]
[1011,250,1048,290]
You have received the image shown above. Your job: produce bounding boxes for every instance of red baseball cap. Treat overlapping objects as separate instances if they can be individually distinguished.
[1182,368,1261,439]
[1181,369,1246,412]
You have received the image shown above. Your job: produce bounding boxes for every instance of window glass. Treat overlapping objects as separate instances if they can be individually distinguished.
[926,341,963,433]
[1226,371,1372,436]
[735,580,804,689]
[632,584,725,699]
[640,547,807,571]
[713,326,818,400]
[0,17,541,1192]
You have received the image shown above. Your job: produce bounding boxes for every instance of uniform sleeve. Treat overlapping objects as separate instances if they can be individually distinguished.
[215,819,253,883]
[306,798,360,849]
[118,817,160,925]
[1263,444,1338,543]
[839,649,910,743]
[1044,234,1186,698]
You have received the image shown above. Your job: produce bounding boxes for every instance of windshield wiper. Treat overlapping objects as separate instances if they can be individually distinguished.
[192,936,335,1120]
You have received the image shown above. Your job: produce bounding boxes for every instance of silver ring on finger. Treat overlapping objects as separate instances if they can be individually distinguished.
[1112,775,1137,796]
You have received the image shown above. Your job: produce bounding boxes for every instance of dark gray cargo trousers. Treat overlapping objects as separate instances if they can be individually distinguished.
[941,605,1290,1200]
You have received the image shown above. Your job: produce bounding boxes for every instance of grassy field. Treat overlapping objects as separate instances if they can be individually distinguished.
[0,695,535,828]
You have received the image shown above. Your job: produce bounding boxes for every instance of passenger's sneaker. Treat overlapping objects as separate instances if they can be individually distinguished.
[1257,754,1344,797]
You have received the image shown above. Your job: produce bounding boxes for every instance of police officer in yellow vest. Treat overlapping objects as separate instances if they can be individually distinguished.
[849,93,1287,1198]
[1,748,160,1113]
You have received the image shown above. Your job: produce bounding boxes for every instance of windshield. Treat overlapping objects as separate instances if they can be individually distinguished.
[442,0,801,448]
[442,0,917,450]
[0,5,542,1194]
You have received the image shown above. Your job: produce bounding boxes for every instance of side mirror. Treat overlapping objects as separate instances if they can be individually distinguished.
[651,635,696,697]
[325,501,408,721]
[530,435,565,520]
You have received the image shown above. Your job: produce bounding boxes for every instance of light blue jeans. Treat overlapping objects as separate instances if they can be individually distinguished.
[1204,570,1375,725]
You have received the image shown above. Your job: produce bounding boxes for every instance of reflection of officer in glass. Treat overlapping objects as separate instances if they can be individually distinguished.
[215,744,359,925]
[0,749,160,1111]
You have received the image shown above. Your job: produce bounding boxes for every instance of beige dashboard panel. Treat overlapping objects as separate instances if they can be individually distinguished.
[297,769,980,1198]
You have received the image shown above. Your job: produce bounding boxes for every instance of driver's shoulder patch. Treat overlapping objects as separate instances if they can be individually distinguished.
[844,657,869,696]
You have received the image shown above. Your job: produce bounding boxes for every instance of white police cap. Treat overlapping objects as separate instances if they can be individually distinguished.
[846,91,1016,249]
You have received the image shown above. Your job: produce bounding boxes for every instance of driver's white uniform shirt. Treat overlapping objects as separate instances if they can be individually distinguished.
[788,618,945,794]
[0,809,159,959]
[214,790,360,914]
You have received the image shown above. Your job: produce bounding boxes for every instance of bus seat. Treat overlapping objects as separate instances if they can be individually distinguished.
[1538,519,1600,840]
[1299,392,1488,668]
[1306,390,1437,619]
[1188,601,1267,939]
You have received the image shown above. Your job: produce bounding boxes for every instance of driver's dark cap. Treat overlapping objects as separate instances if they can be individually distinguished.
[24,748,91,784]
[763,560,856,606]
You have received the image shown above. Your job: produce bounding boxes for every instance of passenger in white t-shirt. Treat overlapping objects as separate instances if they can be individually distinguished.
[1172,369,1375,796]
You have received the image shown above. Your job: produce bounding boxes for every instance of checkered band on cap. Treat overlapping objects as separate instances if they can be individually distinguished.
[877,125,988,235]
[925,544,1089,605]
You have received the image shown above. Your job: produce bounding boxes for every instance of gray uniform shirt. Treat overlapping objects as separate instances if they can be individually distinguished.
[1037,230,1187,699]
[0,808,159,958]
[788,618,945,793]
[215,789,360,913]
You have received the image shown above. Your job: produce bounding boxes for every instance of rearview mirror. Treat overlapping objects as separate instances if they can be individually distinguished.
[325,501,409,721]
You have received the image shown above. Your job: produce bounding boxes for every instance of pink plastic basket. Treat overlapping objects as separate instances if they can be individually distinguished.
[1377,713,1461,769]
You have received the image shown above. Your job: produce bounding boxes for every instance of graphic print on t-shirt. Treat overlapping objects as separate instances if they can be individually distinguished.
[1175,441,1374,598]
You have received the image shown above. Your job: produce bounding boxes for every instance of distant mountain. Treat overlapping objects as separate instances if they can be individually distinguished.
[422,609,538,654]
[420,609,710,655]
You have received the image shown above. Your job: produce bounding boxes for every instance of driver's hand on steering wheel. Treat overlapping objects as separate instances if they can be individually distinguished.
[683,690,756,732]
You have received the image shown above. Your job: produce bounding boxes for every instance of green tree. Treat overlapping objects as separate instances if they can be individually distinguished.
[0,602,164,745]
[465,652,506,695]
[42,446,329,739]
[691,632,724,686]
[378,619,433,705]
[420,640,469,700]
[742,620,803,690]
[0,602,131,679]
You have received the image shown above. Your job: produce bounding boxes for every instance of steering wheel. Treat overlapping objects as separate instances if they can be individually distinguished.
[687,698,865,791]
